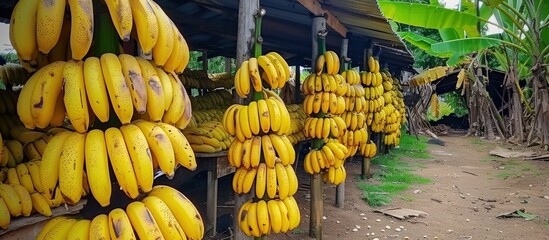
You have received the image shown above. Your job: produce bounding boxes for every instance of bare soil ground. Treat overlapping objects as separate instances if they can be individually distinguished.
[208,135,548,240]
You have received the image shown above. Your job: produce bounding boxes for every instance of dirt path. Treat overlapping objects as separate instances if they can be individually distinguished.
[285,135,549,240]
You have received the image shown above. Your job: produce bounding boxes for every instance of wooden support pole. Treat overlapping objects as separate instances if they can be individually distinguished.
[361,157,371,179]
[295,66,301,104]
[202,51,208,72]
[310,15,326,240]
[335,38,348,209]
[234,0,258,239]
[225,57,231,73]
[206,171,217,237]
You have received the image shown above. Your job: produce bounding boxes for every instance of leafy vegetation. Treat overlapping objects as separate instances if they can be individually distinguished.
[0,52,19,64]
[358,133,431,207]
[186,51,236,74]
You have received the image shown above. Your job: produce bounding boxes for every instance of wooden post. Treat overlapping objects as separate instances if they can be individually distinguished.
[206,171,217,237]
[234,0,258,239]
[335,38,348,209]
[295,66,301,104]
[310,15,326,240]
[225,57,231,73]
[202,51,208,72]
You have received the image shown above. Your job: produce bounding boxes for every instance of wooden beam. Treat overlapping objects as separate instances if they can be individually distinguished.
[297,0,348,37]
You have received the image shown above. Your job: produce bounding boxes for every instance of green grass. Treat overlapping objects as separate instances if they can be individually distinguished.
[399,195,415,202]
[358,133,432,207]
[494,158,542,179]
[471,139,485,145]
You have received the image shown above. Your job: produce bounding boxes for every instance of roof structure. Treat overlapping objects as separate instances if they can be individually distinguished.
[0,0,415,72]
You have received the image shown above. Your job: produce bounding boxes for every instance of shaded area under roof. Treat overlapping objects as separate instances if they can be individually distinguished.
[0,0,414,72]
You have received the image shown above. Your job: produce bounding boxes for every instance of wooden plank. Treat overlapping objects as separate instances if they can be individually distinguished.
[206,171,218,237]
[297,0,348,37]
[335,38,348,209]
[195,151,229,158]
[0,200,87,237]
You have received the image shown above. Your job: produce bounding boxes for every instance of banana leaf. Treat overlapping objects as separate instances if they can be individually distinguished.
[482,0,504,7]
[378,1,481,29]
[431,37,525,55]
[397,31,453,58]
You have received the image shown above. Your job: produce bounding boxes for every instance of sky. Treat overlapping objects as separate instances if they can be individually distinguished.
[0,0,501,53]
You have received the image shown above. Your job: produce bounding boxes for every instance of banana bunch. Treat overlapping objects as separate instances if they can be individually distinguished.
[37,185,204,240]
[337,128,369,158]
[17,53,192,131]
[2,161,45,194]
[302,73,348,96]
[179,69,234,89]
[303,141,348,174]
[184,121,233,153]
[361,58,387,133]
[315,51,340,75]
[238,197,300,237]
[228,134,295,169]
[340,111,367,131]
[343,87,368,113]
[234,52,291,97]
[303,91,346,115]
[360,140,378,158]
[0,181,66,229]
[1,127,66,168]
[286,104,307,144]
[303,116,346,139]
[233,162,298,200]
[10,0,190,73]
[191,109,225,124]
[190,90,233,111]
[0,114,25,138]
[321,165,347,185]
[380,71,405,146]
[40,121,196,206]
[342,69,361,85]
[0,64,30,86]
[222,98,291,142]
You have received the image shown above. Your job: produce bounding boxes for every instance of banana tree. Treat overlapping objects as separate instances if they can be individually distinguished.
[379,0,549,148]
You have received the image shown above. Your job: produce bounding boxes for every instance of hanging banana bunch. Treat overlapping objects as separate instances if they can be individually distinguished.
[381,71,405,146]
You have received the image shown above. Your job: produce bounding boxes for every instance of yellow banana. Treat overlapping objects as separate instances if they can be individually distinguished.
[42,218,78,239]
[138,58,166,121]
[120,124,154,193]
[257,99,270,133]
[267,199,282,233]
[261,135,276,168]
[266,165,277,199]
[101,53,134,124]
[247,101,260,135]
[150,0,174,66]
[315,54,325,75]
[258,55,279,88]
[36,0,66,54]
[67,219,91,240]
[7,167,20,185]
[247,58,260,94]
[89,214,110,240]
[255,163,267,199]
[265,98,281,132]
[119,54,148,114]
[59,132,86,205]
[50,93,65,127]
[83,57,110,122]
[275,162,289,200]
[246,202,261,237]
[104,0,132,40]
[37,216,68,240]
[28,61,66,128]
[228,139,243,168]
[257,200,270,235]
[40,131,71,198]
[16,163,35,193]
[238,201,252,236]
[174,33,190,74]
[5,140,23,164]
[162,23,181,72]
[129,0,158,54]
[25,161,43,193]
[85,129,111,207]
[277,199,290,232]
[63,60,90,133]
[142,195,186,240]
[157,122,197,171]
[105,127,139,199]
[242,167,257,194]
[266,54,286,88]
[108,208,136,239]
[0,183,22,216]
[156,67,173,111]
[68,0,93,60]
[9,184,32,217]
[284,196,301,229]
[237,105,252,139]
[270,134,290,165]
[10,0,38,61]
[149,185,204,240]
[133,121,176,177]
[126,201,164,240]
[162,73,185,124]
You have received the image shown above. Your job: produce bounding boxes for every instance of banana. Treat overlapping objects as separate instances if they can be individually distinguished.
[101,53,134,124]
[84,130,111,207]
[156,67,173,111]
[162,24,182,72]
[149,185,204,240]
[157,122,197,171]
[89,214,110,240]
[129,0,158,54]
[10,0,38,61]
[7,167,20,185]
[42,218,78,239]
[0,183,22,216]
[16,163,35,193]
[9,184,32,217]
[238,201,252,236]
[174,33,190,74]
[255,163,267,199]
[5,140,23,164]
[162,73,185,124]
[285,164,299,196]
[36,0,66,54]
[277,199,290,232]
[137,58,166,121]
[67,219,91,240]
[228,139,243,168]
[37,216,68,240]
[261,135,276,168]
[105,127,139,199]
[104,0,132,40]
[265,98,281,133]
[315,54,325,75]
[247,58,260,93]
[266,54,286,88]
[242,167,257,194]
[257,100,270,133]
[58,132,86,205]
[108,208,136,239]
[257,200,270,235]
[270,134,290,165]
[68,0,93,60]
[126,201,164,240]
[120,124,154,193]
[246,202,261,237]
[83,57,110,122]
[266,165,277,199]
[240,139,252,169]
[25,161,43,193]
[40,131,71,198]
[63,60,90,133]
[142,195,186,240]
[283,196,300,229]
[267,200,282,233]
[275,162,289,200]
[119,54,147,114]
[28,61,66,128]
[30,192,52,217]
[150,0,174,66]
[247,101,260,135]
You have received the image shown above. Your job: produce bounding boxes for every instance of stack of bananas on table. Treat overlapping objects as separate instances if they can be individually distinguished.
[16,53,193,131]
[36,185,204,240]
[190,89,233,111]
[339,69,368,158]
[224,53,301,237]
[233,52,291,97]
[1,127,67,168]
[189,109,225,125]
[361,56,386,133]
[381,71,405,146]
[301,51,349,185]
[183,121,233,153]
[359,140,378,158]
[39,121,196,207]
[286,104,306,144]
[0,64,30,86]
[179,69,234,89]
[10,0,189,73]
